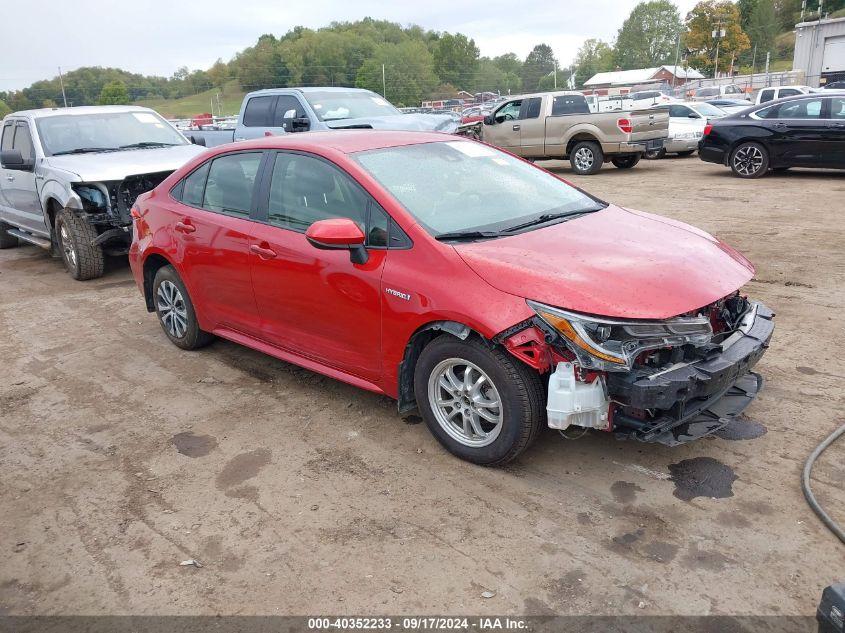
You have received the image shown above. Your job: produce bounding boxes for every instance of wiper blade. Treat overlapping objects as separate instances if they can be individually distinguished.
[52,147,118,155]
[501,208,603,234]
[435,230,502,242]
[119,142,178,149]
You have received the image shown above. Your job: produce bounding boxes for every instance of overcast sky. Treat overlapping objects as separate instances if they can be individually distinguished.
[0,0,700,91]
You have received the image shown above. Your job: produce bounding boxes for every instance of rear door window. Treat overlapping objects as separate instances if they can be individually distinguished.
[242,96,276,127]
[13,123,34,161]
[180,162,210,207]
[779,89,801,98]
[830,98,845,119]
[776,99,822,119]
[202,152,263,218]
[521,97,542,120]
[759,89,775,103]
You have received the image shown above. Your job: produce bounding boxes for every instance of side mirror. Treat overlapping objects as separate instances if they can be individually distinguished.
[1,149,34,171]
[305,218,368,264]
[494,115,506,124]
[483,114,494,126]
[292,117,310,132]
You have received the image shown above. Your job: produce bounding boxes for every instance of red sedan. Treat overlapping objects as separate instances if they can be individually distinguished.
[129,131,773,465]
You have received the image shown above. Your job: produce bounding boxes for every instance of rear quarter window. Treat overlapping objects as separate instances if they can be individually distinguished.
[242,96,275,127]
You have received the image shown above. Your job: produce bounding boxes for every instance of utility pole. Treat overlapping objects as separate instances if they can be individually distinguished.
[751,44,757,77]
[58,66,68,108]
[553,60,558,90]
[672,30,682,92]
[712,23,726,79]
[764,51,771,86]
[381,64,386,98]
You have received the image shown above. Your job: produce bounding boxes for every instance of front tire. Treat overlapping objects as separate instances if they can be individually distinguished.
[0,221,19,249]
[569,141,604,175]
[152,265,214,350]
[611,154,641,169]
[730,142,769,178]
[414,335,545,466]
[55,209,104,280]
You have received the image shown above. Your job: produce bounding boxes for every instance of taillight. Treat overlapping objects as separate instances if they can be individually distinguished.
[703,124,713,136]
[617,118,633,134]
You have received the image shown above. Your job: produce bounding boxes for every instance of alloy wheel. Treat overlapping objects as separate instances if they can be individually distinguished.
[574,147,594,172]
[156,280,188,339]
[60,223,77,268]
[427,358,503,447]
[733,145,764,176]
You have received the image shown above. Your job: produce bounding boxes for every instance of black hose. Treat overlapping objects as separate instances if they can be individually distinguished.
[802,423,845,544]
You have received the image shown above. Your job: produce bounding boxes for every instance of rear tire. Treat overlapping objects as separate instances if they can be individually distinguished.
[611,154,641,169]
[55,209,104,280]
[569,141,603,175]
[152,265,214,350]
[0,222,19,249]
[730,141,769,179]
[414,335,545,466]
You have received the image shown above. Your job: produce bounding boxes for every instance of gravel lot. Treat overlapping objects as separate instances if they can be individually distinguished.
[1,156,843,617]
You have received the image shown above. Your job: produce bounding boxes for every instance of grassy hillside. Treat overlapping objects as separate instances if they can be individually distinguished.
[135,80,245,118]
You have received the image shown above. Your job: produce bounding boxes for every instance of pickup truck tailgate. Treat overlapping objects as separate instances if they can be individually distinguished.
[627,109,669,141]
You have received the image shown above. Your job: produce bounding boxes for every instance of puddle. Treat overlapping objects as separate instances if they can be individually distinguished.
[668,457,737,501]
[713,418,767,441]
[216,449,272,489]
[610,481,645,504]
[172,432,218,458]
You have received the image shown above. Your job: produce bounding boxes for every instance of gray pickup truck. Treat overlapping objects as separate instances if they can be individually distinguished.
[479,91,669,174]
[185,87,460,147]
[0,106,205,279]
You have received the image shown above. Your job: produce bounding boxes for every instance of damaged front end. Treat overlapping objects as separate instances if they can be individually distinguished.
[498,293,774,446]
[71,171,173,253]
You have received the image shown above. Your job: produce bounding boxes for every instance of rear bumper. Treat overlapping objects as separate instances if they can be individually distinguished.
[698,143,728,165]
[602,138,665,155]
[608,302,775,445]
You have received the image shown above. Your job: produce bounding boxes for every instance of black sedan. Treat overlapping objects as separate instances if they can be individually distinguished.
[699,93,845,178]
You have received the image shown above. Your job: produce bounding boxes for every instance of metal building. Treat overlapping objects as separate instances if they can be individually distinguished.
[794,16,845,86]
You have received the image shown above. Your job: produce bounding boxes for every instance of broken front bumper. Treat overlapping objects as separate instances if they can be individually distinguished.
[608,302,774,446]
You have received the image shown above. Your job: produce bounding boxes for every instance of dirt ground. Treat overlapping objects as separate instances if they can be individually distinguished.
[1,156,844,618]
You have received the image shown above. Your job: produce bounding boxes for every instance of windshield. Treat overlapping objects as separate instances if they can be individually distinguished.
[691,103,725,117]
[353,141,605,237]
[304,91,401,122]
[36,111,187,156]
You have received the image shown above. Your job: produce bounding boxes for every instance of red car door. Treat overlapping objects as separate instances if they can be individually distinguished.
[171,151,265,334]
[248,151,387,383]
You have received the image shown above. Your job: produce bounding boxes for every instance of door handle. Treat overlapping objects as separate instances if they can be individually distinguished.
[174,220,196,233]
[512,124,521,131]
[250,244,277,260]
[5,175,14,182]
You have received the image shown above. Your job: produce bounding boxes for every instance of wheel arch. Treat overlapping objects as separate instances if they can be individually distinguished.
[141,252,175,312]
[565,133,600,155]
[396,320,485,416]
[725,136,771,166]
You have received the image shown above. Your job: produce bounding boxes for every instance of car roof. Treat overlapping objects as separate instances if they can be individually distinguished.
[5,105,157,119]
[221,130,460,155]
[246,87,378,97]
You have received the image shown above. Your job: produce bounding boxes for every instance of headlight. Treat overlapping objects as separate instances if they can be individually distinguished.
[71,184,108,213]
[528,300,713,372]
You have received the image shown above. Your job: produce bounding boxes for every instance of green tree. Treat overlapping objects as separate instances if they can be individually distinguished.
[683,1,751,75]
[573,39,615,87]
[537,68,572,91]
[473,58,521,94]
[492,53,523,77]
[748,0,780,56]
[98,80,130,105]
[522,44,557,92]
[356,40,438,106]
[614,0,684,69]
[433,33,479,88]
[737,0,758,29]
[0,99,11,118]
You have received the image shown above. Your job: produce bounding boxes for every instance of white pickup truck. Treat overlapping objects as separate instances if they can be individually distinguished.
[0,106,205,279]
[479,91,669,174]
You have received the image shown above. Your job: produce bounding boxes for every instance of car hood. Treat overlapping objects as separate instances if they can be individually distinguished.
[455,205,755,320]
[324,113,458,133]
[44,144,207,181]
